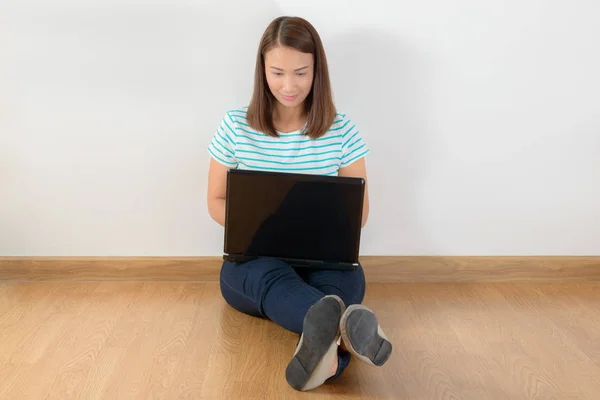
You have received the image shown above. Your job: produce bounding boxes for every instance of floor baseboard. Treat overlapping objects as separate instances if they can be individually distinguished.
[1,256,599,282]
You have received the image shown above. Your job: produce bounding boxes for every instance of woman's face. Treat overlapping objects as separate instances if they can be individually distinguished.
[264,46,314,110]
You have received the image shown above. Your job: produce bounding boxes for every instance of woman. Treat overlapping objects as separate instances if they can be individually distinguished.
[206,16,392,391]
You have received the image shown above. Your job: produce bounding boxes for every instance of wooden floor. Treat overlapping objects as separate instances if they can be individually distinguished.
[1,282,599,399]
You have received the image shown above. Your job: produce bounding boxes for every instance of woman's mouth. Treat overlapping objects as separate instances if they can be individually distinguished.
[282,94,298,101]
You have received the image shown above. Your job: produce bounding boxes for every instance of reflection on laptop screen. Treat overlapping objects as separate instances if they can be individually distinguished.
[225,171,363,263]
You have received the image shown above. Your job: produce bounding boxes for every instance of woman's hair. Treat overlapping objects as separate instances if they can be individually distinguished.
[246,16,336,139]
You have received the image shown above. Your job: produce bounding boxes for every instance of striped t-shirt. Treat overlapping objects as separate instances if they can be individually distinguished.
[207,107,369,176]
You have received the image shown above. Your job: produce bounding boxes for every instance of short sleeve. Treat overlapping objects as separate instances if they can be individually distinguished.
[208,112,238,168]
[340,116,370,167]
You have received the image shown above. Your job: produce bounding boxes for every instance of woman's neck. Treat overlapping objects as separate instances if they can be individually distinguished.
[273,103,306,133]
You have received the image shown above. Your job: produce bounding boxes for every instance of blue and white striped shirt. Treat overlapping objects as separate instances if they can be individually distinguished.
[207,107,369,176]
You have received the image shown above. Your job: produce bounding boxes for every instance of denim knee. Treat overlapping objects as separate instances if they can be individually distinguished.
[219,257,298,317]
[219,261,262,317]
[356,263,367,298]
[332,264,366,307]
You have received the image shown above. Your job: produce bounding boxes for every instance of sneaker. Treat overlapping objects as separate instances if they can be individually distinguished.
[285,295,346,391]
[339,304,392,366]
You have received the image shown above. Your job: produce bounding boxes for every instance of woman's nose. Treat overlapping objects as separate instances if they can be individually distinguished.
[283,76,296,91]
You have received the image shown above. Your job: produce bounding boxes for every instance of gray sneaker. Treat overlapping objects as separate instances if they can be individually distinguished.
[285,295,346,391]
[340,304,392,366]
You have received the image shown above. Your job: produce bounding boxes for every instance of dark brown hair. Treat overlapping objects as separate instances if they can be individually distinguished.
[246,16,336,139]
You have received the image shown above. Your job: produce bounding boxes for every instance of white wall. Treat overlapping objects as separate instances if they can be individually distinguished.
[1,0,599,256]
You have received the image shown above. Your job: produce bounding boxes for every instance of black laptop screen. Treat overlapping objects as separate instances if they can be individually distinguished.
[224,170,364,263]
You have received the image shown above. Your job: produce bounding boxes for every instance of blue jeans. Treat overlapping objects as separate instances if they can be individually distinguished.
[219,257,366,379]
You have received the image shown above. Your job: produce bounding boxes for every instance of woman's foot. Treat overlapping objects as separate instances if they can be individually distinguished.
[340,304,392,366]
[285,295,345,391]
[328,351,339,377]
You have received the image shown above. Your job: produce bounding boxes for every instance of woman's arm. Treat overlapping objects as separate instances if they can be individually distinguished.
[338,157,370,228]
[207,158,231,226]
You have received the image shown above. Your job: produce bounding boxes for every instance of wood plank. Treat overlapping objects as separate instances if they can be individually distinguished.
[1,282,599,399]
[1,256,599,282]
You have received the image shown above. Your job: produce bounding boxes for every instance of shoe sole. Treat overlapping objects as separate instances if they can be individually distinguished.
[340,304,392,366]
[285,295,345,391]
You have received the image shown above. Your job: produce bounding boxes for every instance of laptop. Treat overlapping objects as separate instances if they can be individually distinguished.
[223,169,365,270]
